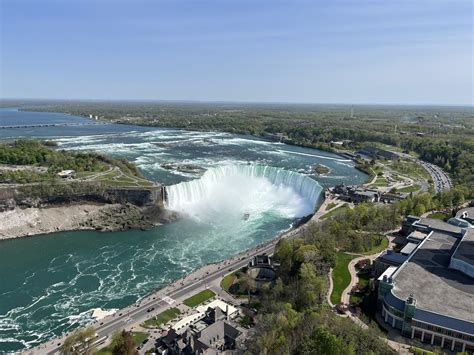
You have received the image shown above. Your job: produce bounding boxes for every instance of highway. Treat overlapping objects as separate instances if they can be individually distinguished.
[417,160,453,193]
[26,238,279,355]
[394,152,453,193]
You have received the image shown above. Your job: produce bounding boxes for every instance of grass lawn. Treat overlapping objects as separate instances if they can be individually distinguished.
[321,204,350,220]
[397,184,421,193]
[325,202,337,211]
[220,273,236,291]
[409,346,434,355]
[183,289,216,308]
[371,176,388,187]
[390,160,431,181]
[427,212,449,221]
[94,331,149,354]
[131,332,149,344]
[142,307,181,328]
[361,237,389,255]
[330,252,356,305]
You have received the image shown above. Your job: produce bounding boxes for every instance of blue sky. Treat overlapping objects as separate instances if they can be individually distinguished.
[1,0,472,104]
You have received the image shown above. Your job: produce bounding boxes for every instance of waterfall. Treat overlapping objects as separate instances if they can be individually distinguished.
[165,165,323,220]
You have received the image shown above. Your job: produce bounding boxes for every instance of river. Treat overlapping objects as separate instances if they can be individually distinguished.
[0,108,367,352]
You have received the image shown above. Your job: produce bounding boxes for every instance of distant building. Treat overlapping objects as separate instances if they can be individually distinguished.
[57,170,75,179]
[333,184,381,203]
[376,216,474,352]
[357,147,399,161]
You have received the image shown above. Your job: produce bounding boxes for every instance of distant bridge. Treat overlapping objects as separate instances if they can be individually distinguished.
[0,122,108,129]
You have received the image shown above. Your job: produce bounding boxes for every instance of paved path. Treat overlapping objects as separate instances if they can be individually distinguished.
[330,233,413,354]
[326,268,334,307]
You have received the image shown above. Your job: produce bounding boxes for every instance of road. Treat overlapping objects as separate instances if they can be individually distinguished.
[417,160,453,193]
[395,152,452,193]
[25,239,279,355]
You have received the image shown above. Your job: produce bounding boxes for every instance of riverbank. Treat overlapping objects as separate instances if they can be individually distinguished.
[25,195,327,354]
[0,202,164,241]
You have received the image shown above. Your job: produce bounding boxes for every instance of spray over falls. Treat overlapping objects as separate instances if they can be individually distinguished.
[165,165,323,221]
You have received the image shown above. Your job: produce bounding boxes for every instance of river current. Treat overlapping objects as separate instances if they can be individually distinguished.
[0,108,367,351]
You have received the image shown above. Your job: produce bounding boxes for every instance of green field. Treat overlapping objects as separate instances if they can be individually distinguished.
[330,252,356,305]
[409,346,434,355]
[390,160,431,181]
[220,273,236,291]
[371,175,388,187]
[131,332,149,344]
[183,289,216,307]
[320,204,350,220]
[427,212,450,221]
[94,331,149,354]
[397,184,421,193]
[325,202,337,211]
[142,307,181,328]
[361,236,389,255]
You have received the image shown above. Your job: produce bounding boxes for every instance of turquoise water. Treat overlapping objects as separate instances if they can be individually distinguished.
[0,109,367,351]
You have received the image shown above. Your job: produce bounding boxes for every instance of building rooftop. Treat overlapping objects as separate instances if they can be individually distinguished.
[400,242,418,256]
[452,229,474,267]
[407,230,428,242]
[456,207,474,219]
[416,218,463,235]
[392,231,474,324]
[379,250,408,265]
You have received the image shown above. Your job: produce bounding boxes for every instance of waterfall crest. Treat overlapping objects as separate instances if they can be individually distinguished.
[165,165,322,219]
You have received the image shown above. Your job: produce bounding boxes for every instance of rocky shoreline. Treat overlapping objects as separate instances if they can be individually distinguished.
[0,202,176,241]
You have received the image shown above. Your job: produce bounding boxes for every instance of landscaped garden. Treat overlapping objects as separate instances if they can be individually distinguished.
[397,184,421,193]
[427,212,450,221]
[320,204,350,220]
[183,289,216,307]
[141,307,181,328]
[94,331,149,355]
[220,273,237,291]
[330,252,356,305]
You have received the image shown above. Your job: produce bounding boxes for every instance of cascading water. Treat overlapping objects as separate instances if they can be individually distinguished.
[165,164,323,221]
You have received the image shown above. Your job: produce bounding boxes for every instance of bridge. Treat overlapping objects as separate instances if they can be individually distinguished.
[0,122,107,129]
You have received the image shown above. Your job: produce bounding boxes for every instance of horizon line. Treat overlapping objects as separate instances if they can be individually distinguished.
[1,97,473,108]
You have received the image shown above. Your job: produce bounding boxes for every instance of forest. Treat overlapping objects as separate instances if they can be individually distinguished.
[0,140,142,183]
[3,100,472,188]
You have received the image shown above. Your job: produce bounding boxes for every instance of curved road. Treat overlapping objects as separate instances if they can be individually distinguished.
[25,237,280,355]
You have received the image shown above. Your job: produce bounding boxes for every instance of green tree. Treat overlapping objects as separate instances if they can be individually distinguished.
[60,326,96,355]
[299,327,349,355]
[111,330,138,355]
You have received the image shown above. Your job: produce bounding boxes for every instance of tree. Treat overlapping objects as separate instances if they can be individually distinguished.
[111,330,138,355]
[299,327,349,355]
[60,326,96,355]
